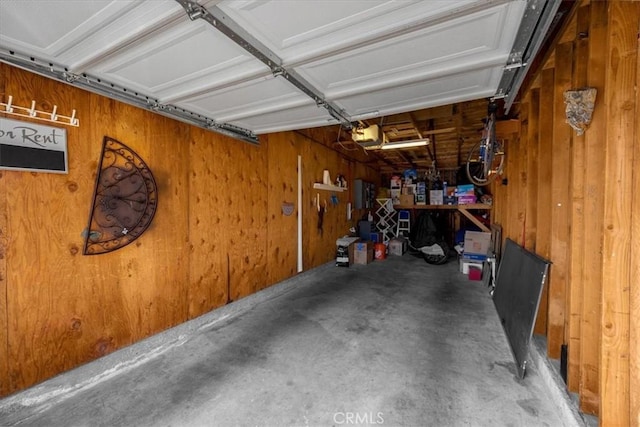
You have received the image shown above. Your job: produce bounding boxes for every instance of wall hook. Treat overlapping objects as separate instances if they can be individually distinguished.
[0,95,80,127]
[5,95,13,113]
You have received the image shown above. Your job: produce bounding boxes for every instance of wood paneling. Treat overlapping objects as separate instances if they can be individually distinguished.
[301,144,354,269]
[600,3,638,425]
[188,127,230,316]
[0,62,376,396]
[266,133,299,284]
[496,3,639,424]
[224,137,269,301]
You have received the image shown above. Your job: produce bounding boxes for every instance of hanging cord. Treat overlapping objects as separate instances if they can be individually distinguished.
[335,124,360,151]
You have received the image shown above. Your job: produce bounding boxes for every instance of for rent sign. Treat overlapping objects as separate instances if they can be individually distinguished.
[0,117,68,174]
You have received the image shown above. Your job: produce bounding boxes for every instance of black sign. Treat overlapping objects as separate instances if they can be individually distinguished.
[0,117,68,174]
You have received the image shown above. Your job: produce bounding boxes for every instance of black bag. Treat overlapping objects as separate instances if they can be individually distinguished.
[410,212,449,265]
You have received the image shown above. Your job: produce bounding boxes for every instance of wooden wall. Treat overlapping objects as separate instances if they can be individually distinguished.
[0,63,378,397]
[492,2,639,425]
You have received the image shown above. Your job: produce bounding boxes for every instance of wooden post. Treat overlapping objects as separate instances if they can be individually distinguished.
[507,100,525,245]
[630,10,640,426]
[547,42,574,360]
[0,64,7,396]
[600,2,638,425]
[0,135,7,396]
[567,2,590,394]
[580,0,608,416]
[534,67,555,336]
[525,89,539,253]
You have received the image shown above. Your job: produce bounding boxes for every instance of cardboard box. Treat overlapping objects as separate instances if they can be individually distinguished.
[429,190,443,205]
[455,184,474,196]
[457,195,477,204]
[462,252,487,262]
[399,194,414,205]
[389,237,407,256]
[353,241,374,265]
[336,237,359,267]
[464,231,491,256]
[443,196,457,205]
[390,188,401,205]
[402,183,416,195]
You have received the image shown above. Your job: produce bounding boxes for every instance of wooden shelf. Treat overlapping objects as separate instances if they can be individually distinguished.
[313,183,347,192]
[394,203,492,232]
[394,203,492,210]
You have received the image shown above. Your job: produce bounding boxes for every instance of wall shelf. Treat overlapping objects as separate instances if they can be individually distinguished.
[313,183,346,192]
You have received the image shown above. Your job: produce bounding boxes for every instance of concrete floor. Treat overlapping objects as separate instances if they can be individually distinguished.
[0,253,586,427]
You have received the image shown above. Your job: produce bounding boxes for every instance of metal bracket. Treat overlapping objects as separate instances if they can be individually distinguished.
[495,0,562,113]
[63,71,81,83]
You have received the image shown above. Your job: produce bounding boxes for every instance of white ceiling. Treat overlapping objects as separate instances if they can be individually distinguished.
[0,0,531,141]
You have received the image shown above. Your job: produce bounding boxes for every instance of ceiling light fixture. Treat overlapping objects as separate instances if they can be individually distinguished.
[380,138,430,150]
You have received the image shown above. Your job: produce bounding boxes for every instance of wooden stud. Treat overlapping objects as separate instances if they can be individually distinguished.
[567,2,590,394]
[600,3,638,425]
[509,100,526,246]
[630,8,640,425]
[0,66,8,397]
[525,89,540,253]
[580,0,608,415]
[547,41,574,360]
[0,82,7,392]
[534,67,555,336]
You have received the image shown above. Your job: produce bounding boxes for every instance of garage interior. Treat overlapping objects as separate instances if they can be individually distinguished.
[0,1,638,426]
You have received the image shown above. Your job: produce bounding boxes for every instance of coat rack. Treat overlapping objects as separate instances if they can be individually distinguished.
[1,95,79,127]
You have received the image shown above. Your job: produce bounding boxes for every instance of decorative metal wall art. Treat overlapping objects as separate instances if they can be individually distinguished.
[564,87,597,135]
[83,136,158,255]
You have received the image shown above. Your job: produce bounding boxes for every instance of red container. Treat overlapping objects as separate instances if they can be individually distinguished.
[374,243,386,260]
[468,266,482,281]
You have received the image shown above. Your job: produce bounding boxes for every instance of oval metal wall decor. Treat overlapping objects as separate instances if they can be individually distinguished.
[83,136,158,255]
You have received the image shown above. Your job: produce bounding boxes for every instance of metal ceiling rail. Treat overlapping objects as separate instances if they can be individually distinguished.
[0,49,259,144]
[175,0,356,130]
[494,0,561,112]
